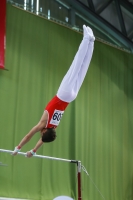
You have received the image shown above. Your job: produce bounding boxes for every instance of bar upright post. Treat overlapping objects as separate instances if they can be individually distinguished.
[77,161,82,200]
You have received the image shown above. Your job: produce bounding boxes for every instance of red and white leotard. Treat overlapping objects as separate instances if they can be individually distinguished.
[45,95,69,129]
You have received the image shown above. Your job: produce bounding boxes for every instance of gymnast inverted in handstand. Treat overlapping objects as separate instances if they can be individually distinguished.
[12,25,95,157]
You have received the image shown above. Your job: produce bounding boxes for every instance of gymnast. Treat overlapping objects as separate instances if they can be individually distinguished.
[12,25,95,158]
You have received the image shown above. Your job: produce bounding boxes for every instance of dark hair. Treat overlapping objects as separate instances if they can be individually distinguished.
[42,128,56,143]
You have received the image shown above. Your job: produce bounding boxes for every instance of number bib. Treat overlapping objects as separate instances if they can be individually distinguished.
[50,109,64,126]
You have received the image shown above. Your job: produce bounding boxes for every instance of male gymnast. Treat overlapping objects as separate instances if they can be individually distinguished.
[12,25,95,157]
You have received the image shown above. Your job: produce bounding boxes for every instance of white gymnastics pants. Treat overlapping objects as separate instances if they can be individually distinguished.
[57,35,94,103]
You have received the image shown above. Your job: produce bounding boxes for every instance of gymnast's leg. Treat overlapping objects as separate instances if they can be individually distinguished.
[57,25,95,103]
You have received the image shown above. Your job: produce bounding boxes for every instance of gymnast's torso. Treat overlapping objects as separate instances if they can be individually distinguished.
[44,95,69,128]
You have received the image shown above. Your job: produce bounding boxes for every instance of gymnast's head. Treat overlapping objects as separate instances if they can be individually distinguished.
[41,128,56,143]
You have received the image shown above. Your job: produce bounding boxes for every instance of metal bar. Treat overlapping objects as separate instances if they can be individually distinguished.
[31,0,34,12]
[70,7,75,26]
[128,30,133,40]
[48,9,50,19]
[24,0,27,10]
[36,0,39,15]
[55,0,70,9]
[114,0,127,36]
[87,0,95,11]
[0,149,78,163]
[120,0,133,15]
[96,0,113,14]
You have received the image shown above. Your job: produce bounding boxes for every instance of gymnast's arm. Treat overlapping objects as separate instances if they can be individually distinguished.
[18,121,46,148]
[26,138,43,158]
[12,111,48,155]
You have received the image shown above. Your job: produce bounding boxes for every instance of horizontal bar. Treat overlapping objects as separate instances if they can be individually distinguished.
[0,149,78,163]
